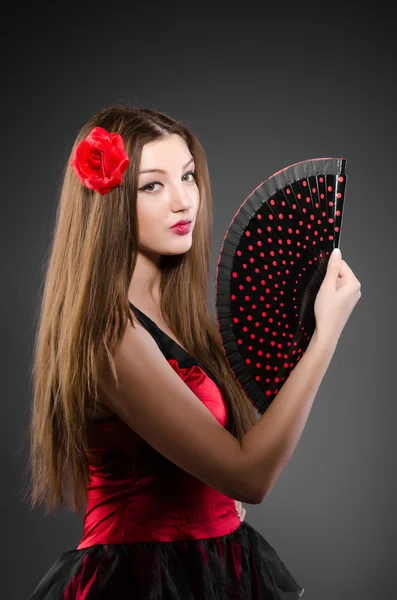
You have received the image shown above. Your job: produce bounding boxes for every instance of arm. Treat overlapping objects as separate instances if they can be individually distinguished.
[241,328,339,501]
[98,318,339,504]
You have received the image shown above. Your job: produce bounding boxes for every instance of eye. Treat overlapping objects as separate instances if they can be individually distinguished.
[182,170,197,183]
[139,181,162,193]
[138,170,197,193]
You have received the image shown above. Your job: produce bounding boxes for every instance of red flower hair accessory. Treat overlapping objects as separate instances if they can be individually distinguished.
[70,126,129,195]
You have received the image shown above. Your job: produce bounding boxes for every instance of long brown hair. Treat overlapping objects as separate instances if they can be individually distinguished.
[27,104,258,516]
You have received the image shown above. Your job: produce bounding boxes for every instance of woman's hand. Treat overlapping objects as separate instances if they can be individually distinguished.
[234,500,246,522]
[314,248,361,340]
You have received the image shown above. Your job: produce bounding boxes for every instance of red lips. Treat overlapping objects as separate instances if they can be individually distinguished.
[170,219,192,228]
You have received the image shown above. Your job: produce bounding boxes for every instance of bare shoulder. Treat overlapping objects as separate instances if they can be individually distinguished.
[95,311,259,504]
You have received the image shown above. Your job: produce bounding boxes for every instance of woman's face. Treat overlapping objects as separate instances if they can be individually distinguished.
[136,134,200,257]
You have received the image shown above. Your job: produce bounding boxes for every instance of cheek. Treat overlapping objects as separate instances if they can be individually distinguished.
[191,188,200,209]
[137,202,155,227]
[136,202,163,240]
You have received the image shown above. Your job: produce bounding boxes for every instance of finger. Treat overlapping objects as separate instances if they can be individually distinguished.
[338,259,356,280]
[337,260,360,288]
[326,249,343,281]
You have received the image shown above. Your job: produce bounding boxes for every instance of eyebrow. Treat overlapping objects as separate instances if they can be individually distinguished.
[139,157,194,175]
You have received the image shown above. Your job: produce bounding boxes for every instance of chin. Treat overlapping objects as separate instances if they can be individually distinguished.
[164,237,193,253]
[163,248,191,256]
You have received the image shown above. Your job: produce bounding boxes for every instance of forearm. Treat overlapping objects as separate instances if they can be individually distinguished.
[240,328,339,502]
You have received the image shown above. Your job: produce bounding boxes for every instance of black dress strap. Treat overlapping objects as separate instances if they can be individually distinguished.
[128,301,219,385]
[129,303,161,338]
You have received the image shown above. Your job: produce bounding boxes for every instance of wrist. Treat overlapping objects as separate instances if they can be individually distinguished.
[311,327,340,354]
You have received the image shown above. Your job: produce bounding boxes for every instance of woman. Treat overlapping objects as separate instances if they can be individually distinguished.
[27,104,361,598]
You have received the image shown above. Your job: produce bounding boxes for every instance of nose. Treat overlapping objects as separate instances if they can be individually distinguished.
[171,187,193,212]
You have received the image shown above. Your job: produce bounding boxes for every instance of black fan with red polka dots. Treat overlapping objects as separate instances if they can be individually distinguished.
[215,157,347,415]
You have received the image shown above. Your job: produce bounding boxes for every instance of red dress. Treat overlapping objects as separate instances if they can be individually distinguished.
[28,303,304,599]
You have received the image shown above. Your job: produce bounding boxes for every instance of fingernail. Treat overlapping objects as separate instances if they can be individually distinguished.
[331,248,341,260]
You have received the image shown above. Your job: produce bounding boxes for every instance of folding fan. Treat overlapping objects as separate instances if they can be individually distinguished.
[215,158,347,415]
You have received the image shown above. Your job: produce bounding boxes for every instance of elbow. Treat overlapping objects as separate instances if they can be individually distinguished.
[233,461,269,505]
[234,481,266,505]
[251,487,266,505]
[251,479,271,504]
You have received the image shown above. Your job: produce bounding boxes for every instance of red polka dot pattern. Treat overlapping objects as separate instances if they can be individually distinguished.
[215,158,347,415]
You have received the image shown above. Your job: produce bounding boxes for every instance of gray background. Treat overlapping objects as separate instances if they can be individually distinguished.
[2,2,395,599]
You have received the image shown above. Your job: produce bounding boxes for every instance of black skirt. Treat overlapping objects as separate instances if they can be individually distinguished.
[28,521,304,599]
